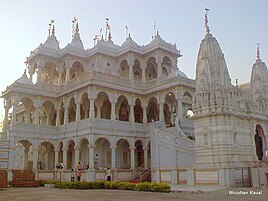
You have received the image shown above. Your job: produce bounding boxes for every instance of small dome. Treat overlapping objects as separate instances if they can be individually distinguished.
[121,36,139,48]
[15,71,33,85]
[167,68,187,79]
[176,69,187,78]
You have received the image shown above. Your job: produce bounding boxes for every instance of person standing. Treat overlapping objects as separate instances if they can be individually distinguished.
[70,169,75,182]
[106,167,112,181]
[76,162,82,181]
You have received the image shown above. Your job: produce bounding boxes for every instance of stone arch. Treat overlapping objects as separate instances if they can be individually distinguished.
[133,59,142,81]
[116,139,130,169]
[255,124,266,161]
[67,139,75,169]
[96,91,110,119]
[162,56,172,77]
[68,97,76,123]
[134,98,143,123]
[117,95,129,121]
[146,57,157,80]
[119,60,129,78]
[182,92,193,118]
[14,139,33,169]
[42,61,59,84]
[80,92,90,120]
[38,141,55,170]
[79,138,89,167]
[164,92,177,126]
[17,97,35,124]
[70,61,84,79]
[135,140,143,167]
[95,137,111,169]
[41,100,56,126]
[147,97,158,123]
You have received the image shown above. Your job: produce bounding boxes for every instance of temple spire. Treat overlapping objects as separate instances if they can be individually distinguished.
[257,43,261,61]
[205,8,210,35]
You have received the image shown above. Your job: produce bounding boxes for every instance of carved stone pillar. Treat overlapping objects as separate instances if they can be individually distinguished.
[129,104,134,123]
[111,145,116,169]
[159,103,164,121]
[143,148,148,168]
[130,146,135,169]
[89,98,95,119]
[89,144,95,170]
[142,106,147,123]
[111,102,116,120]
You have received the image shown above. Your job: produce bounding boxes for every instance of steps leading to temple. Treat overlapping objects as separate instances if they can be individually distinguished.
[0,136,9,169]
[12,170,39,187]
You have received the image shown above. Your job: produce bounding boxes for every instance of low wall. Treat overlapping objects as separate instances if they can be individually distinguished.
[0,169,8,188]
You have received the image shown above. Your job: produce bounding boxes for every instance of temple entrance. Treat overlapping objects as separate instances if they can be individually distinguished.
[255,125,266,161]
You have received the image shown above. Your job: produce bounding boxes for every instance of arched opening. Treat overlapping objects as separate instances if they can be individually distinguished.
[164,92,176,127]
[182,92,192,118]
[68,97,76,123]
[135,140,143,167]
[80,138,89,168]
[147,97,159,123]
[95,138,111,169]
[146,57,157,80]
[16,97,35,124]
[96,92,110,119]
[67,140,75,169]
[255,125,266,161]
[116,139,130,169]
[118,95,129,121]
[38,142,55,170]
[134,98,143,123]
[133,59,142,81]
[80,92,90,120]
[119,60,129,78]
[14,140,33,170]
[41,61,59,84]
[162,56,172,77]
[70,61,84,79]
[41,101,56,126]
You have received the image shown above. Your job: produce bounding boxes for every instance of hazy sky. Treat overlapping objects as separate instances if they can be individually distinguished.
[0,0,267,122]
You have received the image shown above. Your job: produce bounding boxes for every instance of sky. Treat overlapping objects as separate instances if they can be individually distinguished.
[0,0,267,123]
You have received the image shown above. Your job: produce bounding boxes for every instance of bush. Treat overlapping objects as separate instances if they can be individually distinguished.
[150,182,170,193]
[38,180,170,193]
[135,182,151,191]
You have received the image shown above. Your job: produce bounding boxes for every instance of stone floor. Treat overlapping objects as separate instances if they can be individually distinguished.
[0,187,267,201]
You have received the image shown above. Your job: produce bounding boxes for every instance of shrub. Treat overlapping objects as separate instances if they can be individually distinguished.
[150,182,170,193]
[39,180,170,193]
[135,182,151,191]
[118,182,136,190]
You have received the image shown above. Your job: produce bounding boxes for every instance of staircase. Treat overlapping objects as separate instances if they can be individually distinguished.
[133,164,151,182]
[12,170,39,187]
[0,132,9,169]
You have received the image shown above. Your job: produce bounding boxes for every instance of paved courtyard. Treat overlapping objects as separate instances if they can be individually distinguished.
[0,187,267,201]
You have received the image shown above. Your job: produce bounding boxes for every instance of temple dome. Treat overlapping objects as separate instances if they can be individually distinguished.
[15,71,33,85]
[196,32,231,91]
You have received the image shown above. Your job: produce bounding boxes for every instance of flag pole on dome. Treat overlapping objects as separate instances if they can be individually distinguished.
[154,20,156,36]
[205,8,210,34]
[105,18,110,41]
[125,26,128,40]
[48,20,54,36]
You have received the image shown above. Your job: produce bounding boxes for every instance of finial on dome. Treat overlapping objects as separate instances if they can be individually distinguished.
[76,22,79,33]
[48,20,55,36]
[108,31,112,41]
[205,8,210,34]
[52,25,55,35]
[257,43,260,60]
[129,33,131,38]
[157,30,159,36]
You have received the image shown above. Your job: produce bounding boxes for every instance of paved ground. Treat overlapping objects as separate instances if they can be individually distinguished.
[0,187,267,201]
